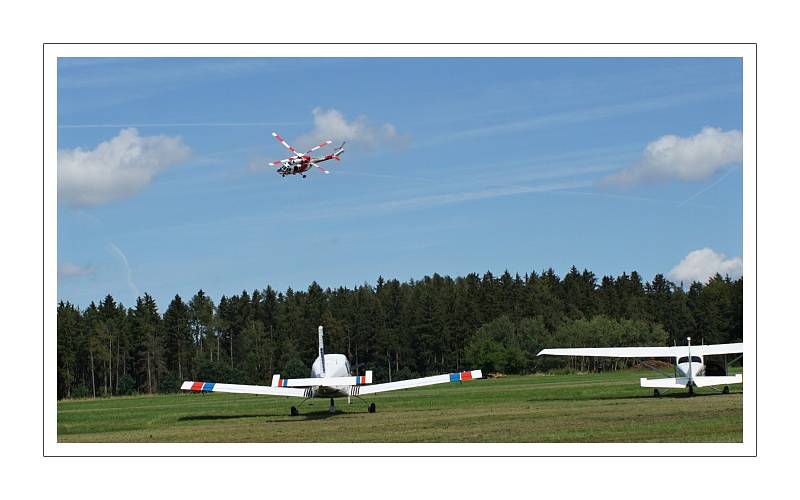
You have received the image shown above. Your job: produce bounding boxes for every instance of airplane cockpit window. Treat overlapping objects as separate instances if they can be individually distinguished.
[677,356,702,364]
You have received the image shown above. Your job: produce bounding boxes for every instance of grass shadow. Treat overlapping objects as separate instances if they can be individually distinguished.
[271,411,357,422]
[178,414,268,421]
[529,390,741,403]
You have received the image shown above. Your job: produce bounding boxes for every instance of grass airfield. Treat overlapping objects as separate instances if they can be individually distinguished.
[57,369,743,443]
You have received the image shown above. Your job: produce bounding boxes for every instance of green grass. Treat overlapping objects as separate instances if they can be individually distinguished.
[57,369,743,443]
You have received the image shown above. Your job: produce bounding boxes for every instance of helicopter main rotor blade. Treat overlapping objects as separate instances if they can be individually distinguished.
[305,140,332,154]
[272,132,302,157]
[311,162,330,174]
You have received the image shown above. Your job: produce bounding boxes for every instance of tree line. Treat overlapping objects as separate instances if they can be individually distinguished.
[56,267,743,399]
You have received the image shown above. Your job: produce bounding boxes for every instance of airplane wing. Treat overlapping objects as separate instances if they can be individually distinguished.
[694,343,744,356]
[352,370,482,396]
[272,371,372,388]
[181,381,310,398]
[539,343,745,358]
[538,346,685,358]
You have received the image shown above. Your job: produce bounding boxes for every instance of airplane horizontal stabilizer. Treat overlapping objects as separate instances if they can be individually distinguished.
[639,377,690,389]
[272,371,373,388]
[691,374,743,388]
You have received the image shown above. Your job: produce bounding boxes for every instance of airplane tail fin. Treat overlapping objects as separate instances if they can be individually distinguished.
[318,325,326,376]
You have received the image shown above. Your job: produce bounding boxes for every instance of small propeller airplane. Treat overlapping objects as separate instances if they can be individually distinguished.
[181,326,482,415]
[538,337,743,397]
[268,132,345,178]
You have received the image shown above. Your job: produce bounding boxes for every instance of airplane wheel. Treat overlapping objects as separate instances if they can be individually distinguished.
[302,175,307,178]
[723,386,730,394]
[368,403,376,413]
[653,389,660,398]
[290,406,298,417]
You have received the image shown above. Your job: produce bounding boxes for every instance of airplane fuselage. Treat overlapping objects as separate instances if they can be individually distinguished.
[308,353,353,398]
[675,356,705,382]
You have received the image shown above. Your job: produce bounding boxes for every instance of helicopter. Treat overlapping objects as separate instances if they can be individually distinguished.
[268,132,345,177]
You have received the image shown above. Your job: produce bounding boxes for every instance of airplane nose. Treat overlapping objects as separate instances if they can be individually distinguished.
[678,362,705,377]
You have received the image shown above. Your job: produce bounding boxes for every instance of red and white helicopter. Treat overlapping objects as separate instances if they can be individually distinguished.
[268,132,345,178]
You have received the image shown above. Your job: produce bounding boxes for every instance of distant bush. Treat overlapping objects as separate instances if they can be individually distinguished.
[283,358,309,379]
[196,359,245,384]
[465,315,552,374]
[158,372,179,394]
[465,327,507,374]
[367,363,391,383]
[393,366,419,382]
[70,385,91,399]
[117,374,136,396]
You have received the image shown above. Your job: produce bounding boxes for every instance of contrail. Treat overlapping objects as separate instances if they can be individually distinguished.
[677,167,736,208]
[108,243,140,300]
[556,189,714,209]
[58,121,305,129]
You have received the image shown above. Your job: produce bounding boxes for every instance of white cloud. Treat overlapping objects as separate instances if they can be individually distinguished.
[58,128,191,207]
[58,262,94,279]
[603,127,742,185]
[294,108,409,151]
[667,248,743,285]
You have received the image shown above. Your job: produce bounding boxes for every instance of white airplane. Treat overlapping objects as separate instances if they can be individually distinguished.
[538,337,743,397]
[181,326,482,415]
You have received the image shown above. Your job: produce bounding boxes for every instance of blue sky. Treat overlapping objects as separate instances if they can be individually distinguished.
[56,57,743,309]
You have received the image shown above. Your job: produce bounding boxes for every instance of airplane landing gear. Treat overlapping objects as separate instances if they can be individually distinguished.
[302,174,307,178]
[290,406,299,417]
[688,385,694,396]
[722,386,730,394]
[368,403,376,413]
[653,389,661,398]
[328,398,336,414]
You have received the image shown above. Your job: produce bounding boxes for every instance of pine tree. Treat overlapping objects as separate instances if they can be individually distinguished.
[188,289,215,362]
[164,294,192,383]
[131,293,164,394]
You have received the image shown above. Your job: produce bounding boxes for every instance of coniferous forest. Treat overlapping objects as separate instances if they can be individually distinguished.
[56,267,743,399]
